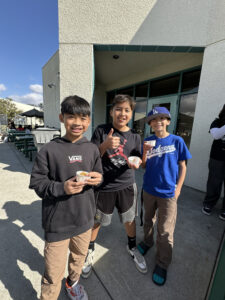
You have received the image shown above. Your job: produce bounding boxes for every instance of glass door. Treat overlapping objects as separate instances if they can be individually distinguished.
[144,95,178,138]
[132,99,147,141]
[176,93,197,148]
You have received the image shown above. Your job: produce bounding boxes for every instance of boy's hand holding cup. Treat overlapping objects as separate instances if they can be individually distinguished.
[76,171,102,186]
[85,171,103,186]
[64,176,86,195]
[127,156,142,169]
[143,140,156,153]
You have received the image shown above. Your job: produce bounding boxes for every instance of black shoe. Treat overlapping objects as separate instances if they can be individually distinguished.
[202,206,212,216]
[219,211,225,221]
[137,241,150,256]
[152,264,167,286]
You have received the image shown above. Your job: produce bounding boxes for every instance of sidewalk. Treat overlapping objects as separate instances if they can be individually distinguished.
[0,142,224,300]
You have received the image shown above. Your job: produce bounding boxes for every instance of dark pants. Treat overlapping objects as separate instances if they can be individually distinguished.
[203,158,225,210]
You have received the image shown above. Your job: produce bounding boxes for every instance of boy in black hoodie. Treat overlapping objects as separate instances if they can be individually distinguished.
[29,95,102,300]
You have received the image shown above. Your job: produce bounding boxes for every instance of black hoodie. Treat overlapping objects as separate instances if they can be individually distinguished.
[29,137,102,242]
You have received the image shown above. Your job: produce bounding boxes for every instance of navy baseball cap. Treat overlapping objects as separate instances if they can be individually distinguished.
[146,106,171,123]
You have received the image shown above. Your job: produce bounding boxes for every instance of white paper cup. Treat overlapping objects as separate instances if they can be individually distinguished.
[145,140,156,147]
[76,171,91,182]
[128,156,140,167]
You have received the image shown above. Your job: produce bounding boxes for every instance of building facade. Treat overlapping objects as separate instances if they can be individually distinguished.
[42,0,225,192]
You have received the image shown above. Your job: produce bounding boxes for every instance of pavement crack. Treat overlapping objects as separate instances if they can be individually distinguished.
[92,267,115,300]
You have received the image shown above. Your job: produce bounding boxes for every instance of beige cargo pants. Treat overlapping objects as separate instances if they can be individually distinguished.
[143,191,177,269]
[40,229,92,300]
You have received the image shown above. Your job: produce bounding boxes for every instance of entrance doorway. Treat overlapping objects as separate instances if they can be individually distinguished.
[133,95,178,140]
[145,95,178,137]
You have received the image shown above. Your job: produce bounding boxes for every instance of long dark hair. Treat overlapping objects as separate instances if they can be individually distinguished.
[218,104,225,126]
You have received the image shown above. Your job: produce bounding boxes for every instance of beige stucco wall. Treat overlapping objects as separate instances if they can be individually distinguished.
[42,51,60,129]
[58,0,213,46]
[58,0,158,44]
[59,44,94,138]
[207,0,225,45]
[186,40,225,191]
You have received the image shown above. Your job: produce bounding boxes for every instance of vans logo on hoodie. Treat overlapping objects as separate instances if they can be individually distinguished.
[68,155,82,163]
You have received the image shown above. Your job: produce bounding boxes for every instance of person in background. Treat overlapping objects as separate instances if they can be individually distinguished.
[25,125,32,134]
[29,95,103,300]
[138,107,192,286]
[9,121,16,130]
[202,104,225,220]
[17,124,24,131]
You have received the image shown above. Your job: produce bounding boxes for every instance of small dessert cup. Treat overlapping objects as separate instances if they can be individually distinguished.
[128,156,141,168]
[145,140,156,147]
[76,171,91,182]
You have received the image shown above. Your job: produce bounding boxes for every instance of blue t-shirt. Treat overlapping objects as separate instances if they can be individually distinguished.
[143,134,192,198]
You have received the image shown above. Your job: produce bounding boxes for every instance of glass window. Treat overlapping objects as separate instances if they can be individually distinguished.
[117,86,134,96]
[107,91,115,105]
[182,69,201,93]
[133,100,147,141]
[150,75,179,97]
[106,105,113,124]
[176,93,197,148]
[135,83,148,100]
[152,102,171,111]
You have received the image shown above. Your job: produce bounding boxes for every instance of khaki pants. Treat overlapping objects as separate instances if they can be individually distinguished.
[143,191,177,269]
[41,229,92,300]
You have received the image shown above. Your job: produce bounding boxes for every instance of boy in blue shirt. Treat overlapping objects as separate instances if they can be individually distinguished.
[138,107,192,286]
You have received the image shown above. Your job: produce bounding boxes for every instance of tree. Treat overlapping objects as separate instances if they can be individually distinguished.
[38,103,44,110]
[0,98,22,121]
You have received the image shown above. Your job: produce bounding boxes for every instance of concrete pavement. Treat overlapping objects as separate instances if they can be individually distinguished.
[0,141,224,300]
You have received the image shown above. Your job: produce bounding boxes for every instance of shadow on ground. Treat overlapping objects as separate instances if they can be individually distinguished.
[0,200,43,300]
[0,143,34,175]
[78,185,225,300]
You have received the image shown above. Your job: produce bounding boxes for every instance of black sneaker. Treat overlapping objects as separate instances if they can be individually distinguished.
[219,211,225,221]
[137,241,150,256]
[202,206,212,216]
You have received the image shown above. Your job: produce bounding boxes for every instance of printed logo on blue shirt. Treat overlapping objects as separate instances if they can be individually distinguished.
[147,144,176,158]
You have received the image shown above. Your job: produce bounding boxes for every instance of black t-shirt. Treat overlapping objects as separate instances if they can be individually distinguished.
[209,118,225,161]
[91,123,142,191]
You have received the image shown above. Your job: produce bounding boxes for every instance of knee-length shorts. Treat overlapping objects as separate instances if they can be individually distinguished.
[94,183,138,226]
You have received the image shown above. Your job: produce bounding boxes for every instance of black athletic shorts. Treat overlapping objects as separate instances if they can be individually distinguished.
[94,184,138,226]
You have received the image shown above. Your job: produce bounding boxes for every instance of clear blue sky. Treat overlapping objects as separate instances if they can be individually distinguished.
[0,0,58,106]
